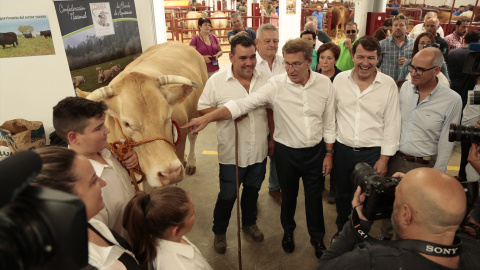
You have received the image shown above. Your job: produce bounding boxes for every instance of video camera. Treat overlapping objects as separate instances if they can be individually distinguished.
[0,151,88,269]
[351,162,401,221]
[463,43,480,105]
[449,123,480,142]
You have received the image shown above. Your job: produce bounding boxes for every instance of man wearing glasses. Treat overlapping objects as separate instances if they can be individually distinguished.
[183,38,336,259]
[377,47,462,241]
[379,14,414,81]
[336,21,359,71]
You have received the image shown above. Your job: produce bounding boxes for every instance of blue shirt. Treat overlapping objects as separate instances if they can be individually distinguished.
[379,35,415,81]
[227,27,256,43]
[312,11,324,29]
[398,80,462,172]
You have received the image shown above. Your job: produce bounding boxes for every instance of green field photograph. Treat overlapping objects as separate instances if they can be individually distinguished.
[0,13,54,58]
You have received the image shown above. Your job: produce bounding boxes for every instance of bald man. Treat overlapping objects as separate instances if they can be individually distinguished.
[409,11,445,40]
[424,17,449,58]
[318,168,480,269]
[304,21,323,50]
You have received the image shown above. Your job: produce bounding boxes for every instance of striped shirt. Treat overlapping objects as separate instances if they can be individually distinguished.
[379,35,415,81]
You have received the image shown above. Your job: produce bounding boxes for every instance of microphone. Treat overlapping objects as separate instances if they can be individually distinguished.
[0,151,42,208]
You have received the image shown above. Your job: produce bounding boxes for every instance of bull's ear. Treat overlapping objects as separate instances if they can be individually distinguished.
[159,84,194,105]
[155,75,198,105]
[76,88,89,98]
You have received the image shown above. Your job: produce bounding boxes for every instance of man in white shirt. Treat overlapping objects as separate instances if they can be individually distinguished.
[255,23,284,205]
[184,38,336,259]
[197,35,270,254]
[331,36,400,242]
[408,11,444,40]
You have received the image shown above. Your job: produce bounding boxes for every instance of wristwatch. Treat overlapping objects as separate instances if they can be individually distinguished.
[326,150,334,154]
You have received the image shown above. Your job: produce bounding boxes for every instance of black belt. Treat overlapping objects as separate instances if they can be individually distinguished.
[340,143,380,152]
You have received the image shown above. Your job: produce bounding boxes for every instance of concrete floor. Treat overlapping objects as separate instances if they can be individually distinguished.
[174,55,463,270]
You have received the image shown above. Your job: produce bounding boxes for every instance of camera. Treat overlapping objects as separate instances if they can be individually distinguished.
[462,43,480,75]
[448,123,480,142]
[0,151,88,270]
[351,162,401,221]
[210,56,218,67]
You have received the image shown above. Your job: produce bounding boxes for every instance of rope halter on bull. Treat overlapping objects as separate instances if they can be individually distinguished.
[85,75,197,191]
[108,117,180,191]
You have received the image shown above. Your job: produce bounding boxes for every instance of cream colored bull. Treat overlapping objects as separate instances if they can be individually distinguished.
[77,42,208,187]
[186,11,203,38]
[212,11,228,43]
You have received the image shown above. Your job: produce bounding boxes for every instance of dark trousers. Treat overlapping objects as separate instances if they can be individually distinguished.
[212,158,267,235]
[274,141,326,242]
[333,142,381,232]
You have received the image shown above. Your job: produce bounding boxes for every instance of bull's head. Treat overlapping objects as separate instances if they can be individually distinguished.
[77,72,198,187]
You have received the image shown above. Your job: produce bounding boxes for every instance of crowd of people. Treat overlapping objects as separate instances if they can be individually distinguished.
[22,6,480,270]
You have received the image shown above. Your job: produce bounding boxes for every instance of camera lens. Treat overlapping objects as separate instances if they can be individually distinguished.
[449,123,480,142]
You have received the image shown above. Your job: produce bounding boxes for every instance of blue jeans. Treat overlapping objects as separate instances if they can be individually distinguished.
[212,158,267,235]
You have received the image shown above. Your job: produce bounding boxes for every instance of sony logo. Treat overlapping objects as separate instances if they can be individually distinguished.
[426,245,458,255]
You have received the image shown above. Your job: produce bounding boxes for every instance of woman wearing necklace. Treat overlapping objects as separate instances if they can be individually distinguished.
[190,17,224,77]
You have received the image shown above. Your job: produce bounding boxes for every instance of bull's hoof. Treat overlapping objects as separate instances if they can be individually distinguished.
[186,165,196,175]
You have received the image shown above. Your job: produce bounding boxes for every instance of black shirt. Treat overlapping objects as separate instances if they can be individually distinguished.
[318,217,480,270]
[435,34,449,60]
[316,66,342,82]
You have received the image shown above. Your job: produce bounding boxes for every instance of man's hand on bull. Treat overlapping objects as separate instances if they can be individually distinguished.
[182,116,209,135]
[122,150,139,169]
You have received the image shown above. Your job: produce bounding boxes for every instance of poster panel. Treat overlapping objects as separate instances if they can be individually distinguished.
[164,0,189,8]
[0,13,55,58]
[287,0,296,15]
[54,0,142,92]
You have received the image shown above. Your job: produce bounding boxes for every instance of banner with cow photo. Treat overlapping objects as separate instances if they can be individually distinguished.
[54,0,142,92]
[0,12,55,58]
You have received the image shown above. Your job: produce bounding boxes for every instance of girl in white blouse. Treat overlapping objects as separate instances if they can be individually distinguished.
[123,187,212,270]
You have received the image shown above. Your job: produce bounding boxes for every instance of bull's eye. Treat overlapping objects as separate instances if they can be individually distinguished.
[123,122,130,128]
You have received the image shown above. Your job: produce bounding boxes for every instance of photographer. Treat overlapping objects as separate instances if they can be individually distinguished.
[317,168,480,269]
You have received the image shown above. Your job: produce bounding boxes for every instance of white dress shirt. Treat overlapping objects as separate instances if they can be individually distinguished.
[88,218,136,270]
[408,23,444,39]
[255,53,285,76]
[90,148,136,240]
[333,70,400,156]
[198,65,270,167]
[226,71,336,148]
[153,236,212,270]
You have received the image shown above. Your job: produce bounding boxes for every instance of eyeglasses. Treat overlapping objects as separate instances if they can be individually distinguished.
[422,43,440,49]
[346,30,357,34]
[282,60,306,70]
[408,64,437,75]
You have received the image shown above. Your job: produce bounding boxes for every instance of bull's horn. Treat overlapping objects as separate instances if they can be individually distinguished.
[86,86,115,101]
[157,75,198,88]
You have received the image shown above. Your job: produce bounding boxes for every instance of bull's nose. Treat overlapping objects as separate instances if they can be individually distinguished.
[158,166,184,185]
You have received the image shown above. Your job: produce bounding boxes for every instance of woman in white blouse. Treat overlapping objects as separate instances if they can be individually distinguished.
[32,147,141,270]
[124,186,212,270]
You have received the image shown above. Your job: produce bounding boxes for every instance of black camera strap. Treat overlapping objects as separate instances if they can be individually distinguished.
[351,210,462,257]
